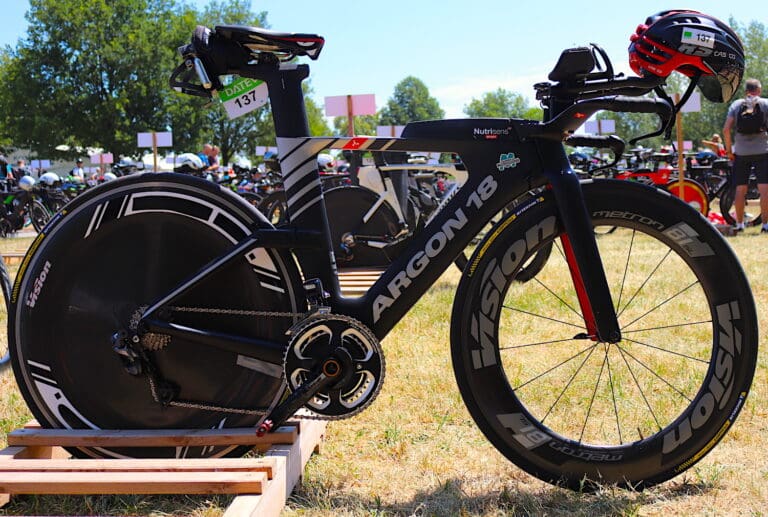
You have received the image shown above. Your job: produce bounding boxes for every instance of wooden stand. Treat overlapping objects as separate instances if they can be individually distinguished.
[2,251,24,265]
[0,418,326,516]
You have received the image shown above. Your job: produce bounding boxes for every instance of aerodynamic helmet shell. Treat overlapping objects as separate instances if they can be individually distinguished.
[629,10,744,102]
[39,172,61,186]
[18,175,36,191]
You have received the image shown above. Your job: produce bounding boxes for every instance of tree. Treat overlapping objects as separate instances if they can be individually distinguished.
[333,115,377,137]
[464,88,542,120]
[378,76,444,125]
[0,0,199,158]
[178,1,329,164]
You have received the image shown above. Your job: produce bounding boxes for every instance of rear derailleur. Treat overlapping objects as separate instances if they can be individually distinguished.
[111,330,179,405]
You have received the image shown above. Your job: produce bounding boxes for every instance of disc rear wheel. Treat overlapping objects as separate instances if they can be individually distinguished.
[11,174,302,459]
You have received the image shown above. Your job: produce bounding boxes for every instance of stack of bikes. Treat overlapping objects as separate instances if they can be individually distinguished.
[569,140,760,225]
[3,10,759,493]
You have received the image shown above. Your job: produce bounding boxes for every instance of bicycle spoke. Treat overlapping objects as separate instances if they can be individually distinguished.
[606,351,623,443]
[620,280,701,332]
[579,346,609,443]
[502,304,584,330]
[615,228,636,313]
[514,344,596,392]
[622,319,711,334]
[622,336,708,363]
[540,345,598,424]
[616,247,673,319]
[616,346,662,434]
[500,336,585,351]
[529,276,583,320]
[618,343,694,402]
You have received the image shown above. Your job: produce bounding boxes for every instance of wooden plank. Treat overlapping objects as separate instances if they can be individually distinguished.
[8,425,298,448]
[0,445,70,461]
[0,457,275,477]
[1,251,24,265]
[0,417,327,514]
[0,470,267,495]
[225,418,327,517]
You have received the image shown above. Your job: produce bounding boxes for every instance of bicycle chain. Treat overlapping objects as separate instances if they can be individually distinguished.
[141,305,349,421]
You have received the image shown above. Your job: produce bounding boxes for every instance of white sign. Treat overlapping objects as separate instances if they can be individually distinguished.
[220,77,269,119]
[584,119,616,134]
[30,160,51,169]
[325,94,376,117]
[376,125,406,137]
[90,153,114,164]
[138,132,173,148]
[680,91,702,113]
[255,146,278,156]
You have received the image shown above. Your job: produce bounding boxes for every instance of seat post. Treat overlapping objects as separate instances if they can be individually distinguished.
[255,64,311,138]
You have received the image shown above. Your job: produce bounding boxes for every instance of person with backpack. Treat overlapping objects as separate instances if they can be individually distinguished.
[723,78,768,233]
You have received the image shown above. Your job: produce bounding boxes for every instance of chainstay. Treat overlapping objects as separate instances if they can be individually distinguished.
[148,306,349,421]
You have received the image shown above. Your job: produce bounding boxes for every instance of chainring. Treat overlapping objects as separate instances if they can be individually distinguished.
[284,314,385,419]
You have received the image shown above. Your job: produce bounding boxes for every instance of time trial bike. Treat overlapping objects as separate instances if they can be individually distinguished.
[9,20,757,490]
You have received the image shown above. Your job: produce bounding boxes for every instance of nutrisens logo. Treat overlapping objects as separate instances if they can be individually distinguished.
[473,127,510,140]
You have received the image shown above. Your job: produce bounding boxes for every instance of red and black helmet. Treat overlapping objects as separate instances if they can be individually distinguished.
[629,10,744,102]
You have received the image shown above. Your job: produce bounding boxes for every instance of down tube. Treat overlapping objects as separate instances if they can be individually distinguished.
[333,155,540,339]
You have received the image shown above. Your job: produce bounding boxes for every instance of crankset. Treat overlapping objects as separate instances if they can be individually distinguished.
[258,314,385,434]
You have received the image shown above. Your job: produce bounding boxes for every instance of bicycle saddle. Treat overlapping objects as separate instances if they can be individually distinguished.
[215,25,324,61]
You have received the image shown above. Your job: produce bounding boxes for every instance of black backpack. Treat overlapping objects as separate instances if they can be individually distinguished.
[736,100,766,134]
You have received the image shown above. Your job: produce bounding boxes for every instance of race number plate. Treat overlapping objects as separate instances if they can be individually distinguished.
[220,77,269,119]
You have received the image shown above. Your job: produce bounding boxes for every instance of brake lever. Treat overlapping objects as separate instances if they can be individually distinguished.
[628,96,675,145]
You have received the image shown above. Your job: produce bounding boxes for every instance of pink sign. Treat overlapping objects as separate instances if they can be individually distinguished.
[325,94,376,117]
[90,153,114,164]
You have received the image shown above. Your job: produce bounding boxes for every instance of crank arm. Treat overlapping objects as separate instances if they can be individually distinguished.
[257,347,350,435]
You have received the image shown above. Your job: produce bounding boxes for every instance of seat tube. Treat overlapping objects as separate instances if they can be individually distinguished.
[261,64,338,286]
[539,141,621,343]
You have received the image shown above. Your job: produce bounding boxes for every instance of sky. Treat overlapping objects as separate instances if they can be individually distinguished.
[3,1,768,118]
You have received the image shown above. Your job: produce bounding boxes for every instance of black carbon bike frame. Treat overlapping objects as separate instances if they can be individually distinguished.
[143,58,673,364]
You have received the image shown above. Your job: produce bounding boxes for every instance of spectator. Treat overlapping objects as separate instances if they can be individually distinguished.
[0,155,9,183]
[723,78,768,233]
[702,133,726,157]
[206,145,221,174]
[197,144,212,169]
[10,159,29,182]
[71,159,86,183]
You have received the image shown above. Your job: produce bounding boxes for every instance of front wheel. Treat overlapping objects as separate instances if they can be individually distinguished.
[0,256,11,371]
[451,180,757,489]
[665,178,709,216]
[719,183,762,227]
[29,198,52,233]
[10,173,303,459]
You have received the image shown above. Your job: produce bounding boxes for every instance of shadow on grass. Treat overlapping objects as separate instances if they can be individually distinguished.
[0,493,235,516]
[0,474,717,516]
[287,475,718,516]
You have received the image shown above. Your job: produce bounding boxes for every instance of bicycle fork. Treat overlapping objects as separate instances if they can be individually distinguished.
[540,145,621,343]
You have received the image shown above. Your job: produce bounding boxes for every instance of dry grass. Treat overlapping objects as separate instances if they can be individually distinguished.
[0,226,767,515]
